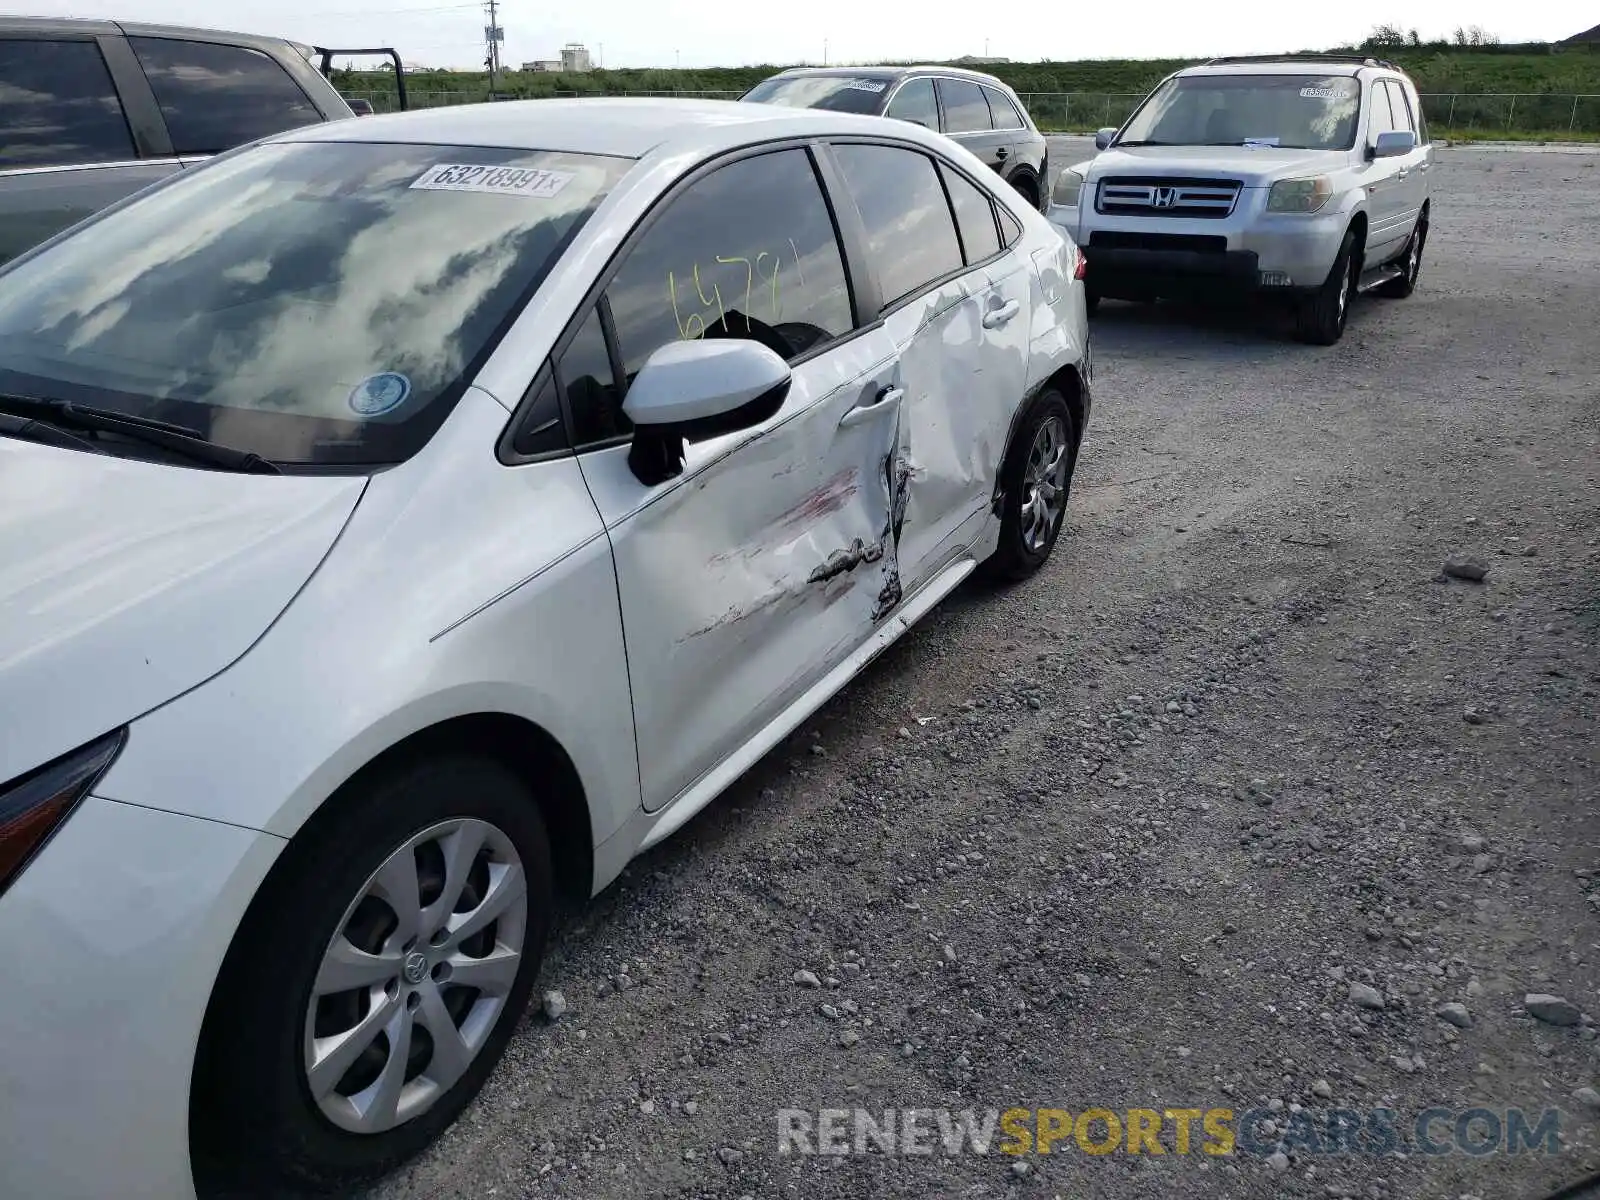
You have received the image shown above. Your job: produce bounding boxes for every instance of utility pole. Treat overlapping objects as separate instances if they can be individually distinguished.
[483,0,502,95]
[823,37,828,65]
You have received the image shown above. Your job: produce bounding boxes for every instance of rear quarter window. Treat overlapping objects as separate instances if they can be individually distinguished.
[0,38,136,168]
[128,37,323,155]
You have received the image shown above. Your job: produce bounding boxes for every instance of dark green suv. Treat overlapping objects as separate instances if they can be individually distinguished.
[742,65,1051,213]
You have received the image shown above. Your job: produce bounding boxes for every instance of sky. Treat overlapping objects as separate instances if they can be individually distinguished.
[26,0,1594,71]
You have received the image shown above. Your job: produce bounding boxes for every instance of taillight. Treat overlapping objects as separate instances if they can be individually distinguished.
[1074,254,1088,281]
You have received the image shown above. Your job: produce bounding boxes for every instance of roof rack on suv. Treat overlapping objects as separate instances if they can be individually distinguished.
[1201,53,1400,71]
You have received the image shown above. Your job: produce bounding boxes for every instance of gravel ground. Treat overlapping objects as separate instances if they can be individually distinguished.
[369,147,1600,1200]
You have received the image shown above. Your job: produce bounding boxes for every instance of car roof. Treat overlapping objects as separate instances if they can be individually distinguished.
[769,64,1010,87]
[0,14,302,54]
[275,96,948,160]
[1176,59,1404,80]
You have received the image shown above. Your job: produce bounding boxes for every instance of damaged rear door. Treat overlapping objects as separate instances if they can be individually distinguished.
[564,144,903,812]
[827,141,1030,592]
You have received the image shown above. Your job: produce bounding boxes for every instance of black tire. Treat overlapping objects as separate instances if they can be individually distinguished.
[1084,288,1100,316]
[1009,172,1039,211]
[1294,228,1360,345]
[191,755,553,1197]
[984,387,1079,582]
[1377,212,1427,299]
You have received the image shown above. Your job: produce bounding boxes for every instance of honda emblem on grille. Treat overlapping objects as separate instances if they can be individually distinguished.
[1153,187,1179,209]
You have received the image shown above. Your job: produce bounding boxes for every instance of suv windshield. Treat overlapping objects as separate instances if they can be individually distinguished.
[1117,74,1363,151]
[0,139,631,466]
[741,74,891,114]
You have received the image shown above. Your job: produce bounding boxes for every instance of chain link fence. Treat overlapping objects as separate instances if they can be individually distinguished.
[343,88,1600,138]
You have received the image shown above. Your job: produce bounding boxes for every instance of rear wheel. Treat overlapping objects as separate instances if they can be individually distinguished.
[1294,228,1359,345]
[1377,213,1427,298]
[1009,172,1039,211]
[192,755,552,1196]
[984,387,1078,581]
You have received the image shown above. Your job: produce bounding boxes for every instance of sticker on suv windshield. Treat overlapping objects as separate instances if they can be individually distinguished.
[410,163,573,198]
[348,372,412,416]
[843,79,888,93]
[1299,86,1342,100]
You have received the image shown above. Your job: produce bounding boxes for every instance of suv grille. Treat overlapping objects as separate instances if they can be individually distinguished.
[1096,177,1241,219]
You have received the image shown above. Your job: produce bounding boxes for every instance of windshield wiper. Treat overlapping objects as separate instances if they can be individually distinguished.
[0,411,105,455]
[0,393,280,474]
[1111,140,1173,147]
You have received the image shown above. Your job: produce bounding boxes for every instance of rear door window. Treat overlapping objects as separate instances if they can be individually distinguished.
[885,77,938,129]
[833,143,963,307]
[982,86,1026,130]
[1384,81,1416,135]
[941,164,1002,264]
[937,78,992,134]
[128,37,322,155]
[0,38,136,168]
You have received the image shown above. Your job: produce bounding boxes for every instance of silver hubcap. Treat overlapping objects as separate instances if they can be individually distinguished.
[1337,260,1353,323]
[304,818,527,1134]
[1020,415,1070,553]
[1409,233,1423,280]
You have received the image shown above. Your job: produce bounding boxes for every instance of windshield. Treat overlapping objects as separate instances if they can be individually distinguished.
[0,140,631,466]
[1117,74,1362,151]
[741,74,891,114]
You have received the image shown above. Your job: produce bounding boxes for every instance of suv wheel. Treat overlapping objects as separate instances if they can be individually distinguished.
[1377,213,1427,299]
[1009,173,1039,211]
[191,754,552,1195]
[1294,229,1359,345]
[984,387,1078,581]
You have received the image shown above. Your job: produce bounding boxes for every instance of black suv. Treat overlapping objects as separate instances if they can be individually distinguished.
[742,66,1051,212]
[0,18,391,265]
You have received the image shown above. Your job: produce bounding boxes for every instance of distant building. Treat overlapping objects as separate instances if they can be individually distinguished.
[561,42,593,73]
[950,55,1010,65]
[520,59,561,72]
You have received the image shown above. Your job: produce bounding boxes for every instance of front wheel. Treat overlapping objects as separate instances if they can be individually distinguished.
[1294,229,1359,345]
[191,755,553,1196]
[984,387,1078,581]
[1377,215,1427,298]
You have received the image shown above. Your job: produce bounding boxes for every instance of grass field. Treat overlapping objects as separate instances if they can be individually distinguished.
[338,45,1600,135]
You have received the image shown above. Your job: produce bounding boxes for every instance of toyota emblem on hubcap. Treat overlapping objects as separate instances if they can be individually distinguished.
[402,951,428,984]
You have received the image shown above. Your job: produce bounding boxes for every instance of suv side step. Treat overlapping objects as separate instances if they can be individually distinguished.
[1357,262,1405,293]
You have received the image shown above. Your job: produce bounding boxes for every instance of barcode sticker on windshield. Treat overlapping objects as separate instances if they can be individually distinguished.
[411,163,574,198]
[1299,86,1341,100]
[844,79,888,93]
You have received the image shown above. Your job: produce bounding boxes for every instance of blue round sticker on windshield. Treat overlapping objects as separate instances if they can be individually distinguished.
[348,372,411,416]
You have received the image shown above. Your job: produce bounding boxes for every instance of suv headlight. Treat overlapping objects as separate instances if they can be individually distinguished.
[0,729,125,897]
[1267,176,1334,214]
[1052,167,1086,209]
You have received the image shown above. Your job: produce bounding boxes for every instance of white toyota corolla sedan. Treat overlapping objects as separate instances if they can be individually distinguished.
[0,98,1090,1197]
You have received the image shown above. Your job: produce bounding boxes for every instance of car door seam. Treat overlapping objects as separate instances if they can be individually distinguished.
[430,527,610,641]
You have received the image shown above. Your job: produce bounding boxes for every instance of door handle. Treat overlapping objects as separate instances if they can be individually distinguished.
[839,385,904,429]
[1396,169,1409,181]
[982,299,1021,329]
[995,146,1008,160]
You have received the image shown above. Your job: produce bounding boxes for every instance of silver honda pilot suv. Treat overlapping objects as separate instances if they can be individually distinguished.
[1048,55,1434,344]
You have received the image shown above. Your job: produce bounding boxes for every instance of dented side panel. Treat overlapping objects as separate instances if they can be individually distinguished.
[885,257,1033,591]
[577,330,905,812]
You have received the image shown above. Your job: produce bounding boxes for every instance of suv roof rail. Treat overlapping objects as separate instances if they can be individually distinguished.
[1201,52,1400,70]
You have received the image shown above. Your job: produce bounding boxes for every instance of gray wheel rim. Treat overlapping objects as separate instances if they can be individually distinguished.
[1337,255,1354,325]
[304,818,527,1134]
[1021,415,1070,553]
[1408,229,1424,282]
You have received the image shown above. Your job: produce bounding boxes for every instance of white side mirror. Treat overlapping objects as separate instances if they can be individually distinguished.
[621,338,792,486]
[622,338,790,428]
